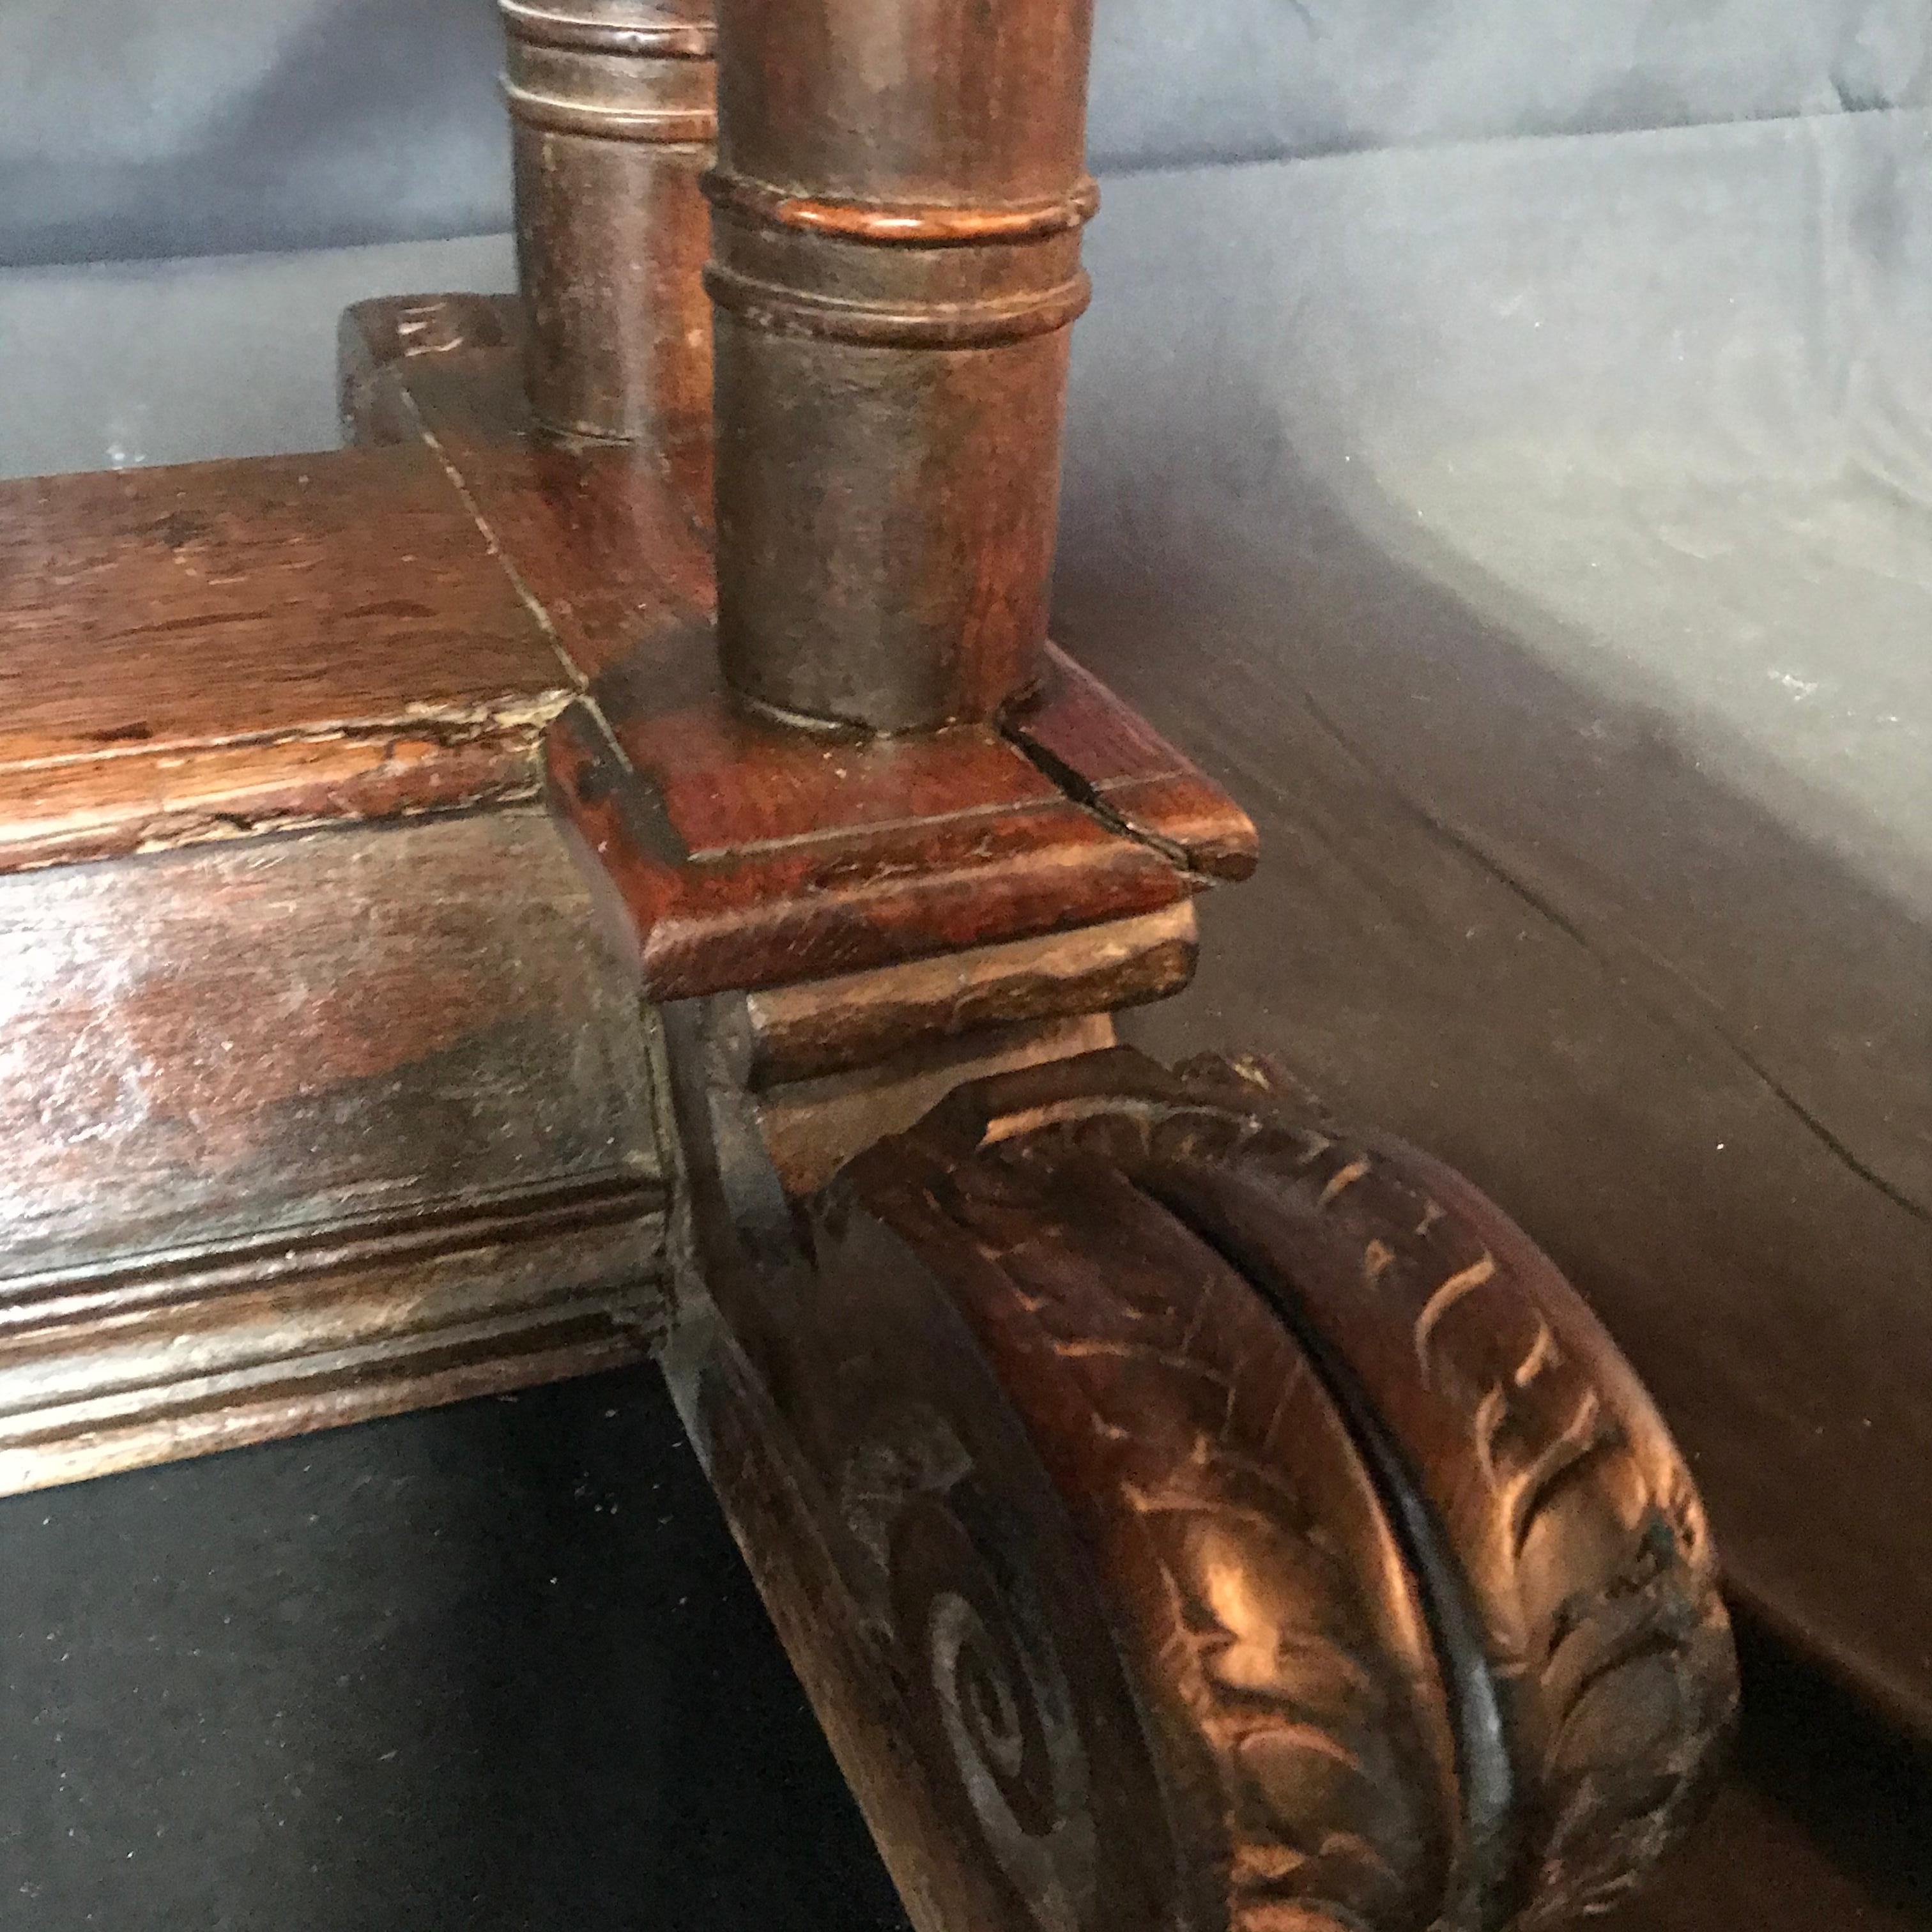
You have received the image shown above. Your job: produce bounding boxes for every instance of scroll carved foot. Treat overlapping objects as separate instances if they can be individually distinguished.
[667,1024,1736,1932]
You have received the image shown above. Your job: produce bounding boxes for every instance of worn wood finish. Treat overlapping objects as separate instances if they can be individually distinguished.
[0,445,570,871]
[0,1174,658,1496]
[0,293,684,1491]
[337,291,525,447]
[707,0,1098,729]
[547,680,1245,1000]
[503,0,716,442]
[586,629,1255,889]
[1006,650,1268,880]
[0,3,1761,1919]
[479,0,1734,1918]
[742,903,1195,1089]
[754,1013,1116,1197]
[0,246,1238,1500]
[0,809,664,1491]
[339,310,714,680]
[0,808,656,1273]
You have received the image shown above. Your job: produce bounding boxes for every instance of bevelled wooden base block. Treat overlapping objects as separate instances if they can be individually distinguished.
[339,295,1257,1001]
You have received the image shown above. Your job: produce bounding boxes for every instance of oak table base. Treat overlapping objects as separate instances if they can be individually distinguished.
[329,290,1739,1931]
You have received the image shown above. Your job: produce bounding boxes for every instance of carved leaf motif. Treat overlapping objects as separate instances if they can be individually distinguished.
[828,1046,1734,1931]
[915,1147,1453,1932]
[1016,1054,1738,1926]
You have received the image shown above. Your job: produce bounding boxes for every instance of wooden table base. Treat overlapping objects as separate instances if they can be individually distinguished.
[0,0,1751,1923]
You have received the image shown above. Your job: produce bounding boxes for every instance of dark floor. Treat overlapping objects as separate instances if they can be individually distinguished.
[3,1370,1926,1932]
[0,1369,910,1932]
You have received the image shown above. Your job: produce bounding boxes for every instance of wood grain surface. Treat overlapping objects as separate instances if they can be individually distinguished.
[340,306,714,678]
[0,1172,660,1496]
[339,289,1929,1754]
[663,1013,1735,1932]
[0,444,572,870]
[917,1047,1736,1928]
[0,809,656,1278]
[742,903,1196,1087]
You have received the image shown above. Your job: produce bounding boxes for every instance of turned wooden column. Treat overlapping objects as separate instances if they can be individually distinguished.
[502,0,716,441]
[706,0,1098,732]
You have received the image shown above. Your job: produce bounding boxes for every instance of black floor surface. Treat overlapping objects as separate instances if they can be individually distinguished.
[4,1367,1927,1931]
[0,1370,911,1931]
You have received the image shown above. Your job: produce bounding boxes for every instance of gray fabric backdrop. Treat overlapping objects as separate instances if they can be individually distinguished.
[0,0,1926,264]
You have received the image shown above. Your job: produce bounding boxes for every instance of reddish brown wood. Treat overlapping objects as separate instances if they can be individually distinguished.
[0,808,652,1276]
[337,291,524,445]
[338,318,713,678]
[1073,598,1932,1744]
[0,732,545,877]
[755,1013,1116,1196]
[503,0,716,443]
[588,636,1257,893]
[0,277,696,1495]
[922,1048,1738,1926]
[0,11,1752,1922]
[320,18,1738,1929]
[0,808,664,1491]
[840,1107,1462,1931]
[330,316,1255,999]
[0,445,570,870]
[1008,654,1266,879]
[548,697,1215,999]
[662,1009,1735,1932]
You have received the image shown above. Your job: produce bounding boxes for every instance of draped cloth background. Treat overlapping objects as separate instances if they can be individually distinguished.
[0,0,1925,263]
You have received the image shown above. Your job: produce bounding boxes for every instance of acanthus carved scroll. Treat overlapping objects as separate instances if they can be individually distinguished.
[810,1046,1736,1932]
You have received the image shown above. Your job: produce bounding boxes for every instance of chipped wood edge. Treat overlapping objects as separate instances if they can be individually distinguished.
[0,700,573,877]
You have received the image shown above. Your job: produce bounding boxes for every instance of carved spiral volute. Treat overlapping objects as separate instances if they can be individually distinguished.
[801,1048,1736,1932]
